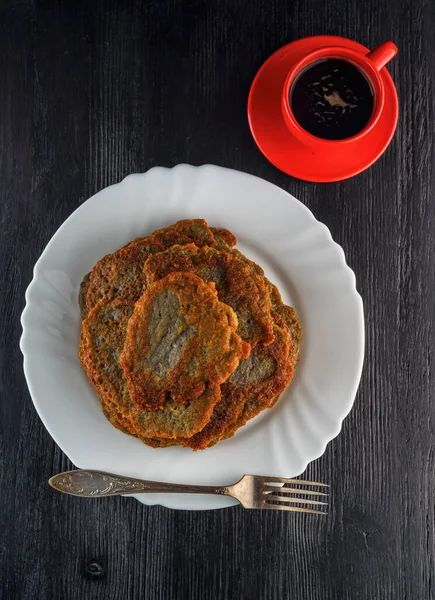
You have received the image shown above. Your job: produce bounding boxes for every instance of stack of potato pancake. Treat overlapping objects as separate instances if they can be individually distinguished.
[78,219,301,450]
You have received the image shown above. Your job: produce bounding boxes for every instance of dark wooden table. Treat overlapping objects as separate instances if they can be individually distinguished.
[1,1,434,598]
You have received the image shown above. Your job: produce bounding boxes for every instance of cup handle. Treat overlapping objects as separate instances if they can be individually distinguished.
[366,41,398,71]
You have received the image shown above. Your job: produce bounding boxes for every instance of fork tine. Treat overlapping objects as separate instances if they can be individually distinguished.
[264,495,327,506]
[255,475,329,487]
[264,485,328,497]
[262,503,328,515]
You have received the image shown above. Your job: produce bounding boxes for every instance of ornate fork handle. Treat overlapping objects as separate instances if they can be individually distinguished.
[49,470,230,498]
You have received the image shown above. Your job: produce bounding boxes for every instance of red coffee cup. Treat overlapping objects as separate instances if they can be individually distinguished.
[248,36,399,182]
[281,41,398,147]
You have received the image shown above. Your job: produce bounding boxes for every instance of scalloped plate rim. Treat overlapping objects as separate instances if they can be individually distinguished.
[20,164,364,510]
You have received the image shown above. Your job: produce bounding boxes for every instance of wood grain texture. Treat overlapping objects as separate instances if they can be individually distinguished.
[0,0,434,598]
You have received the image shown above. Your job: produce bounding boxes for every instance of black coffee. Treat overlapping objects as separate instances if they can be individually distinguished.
[290,59,374,140]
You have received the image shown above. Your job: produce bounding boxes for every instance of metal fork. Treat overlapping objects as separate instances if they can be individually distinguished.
[49,470,328,514]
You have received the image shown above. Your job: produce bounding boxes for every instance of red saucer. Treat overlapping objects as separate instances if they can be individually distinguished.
[248,36,399,182]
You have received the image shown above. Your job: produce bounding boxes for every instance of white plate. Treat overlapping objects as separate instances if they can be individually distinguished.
[20,164,364,510]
